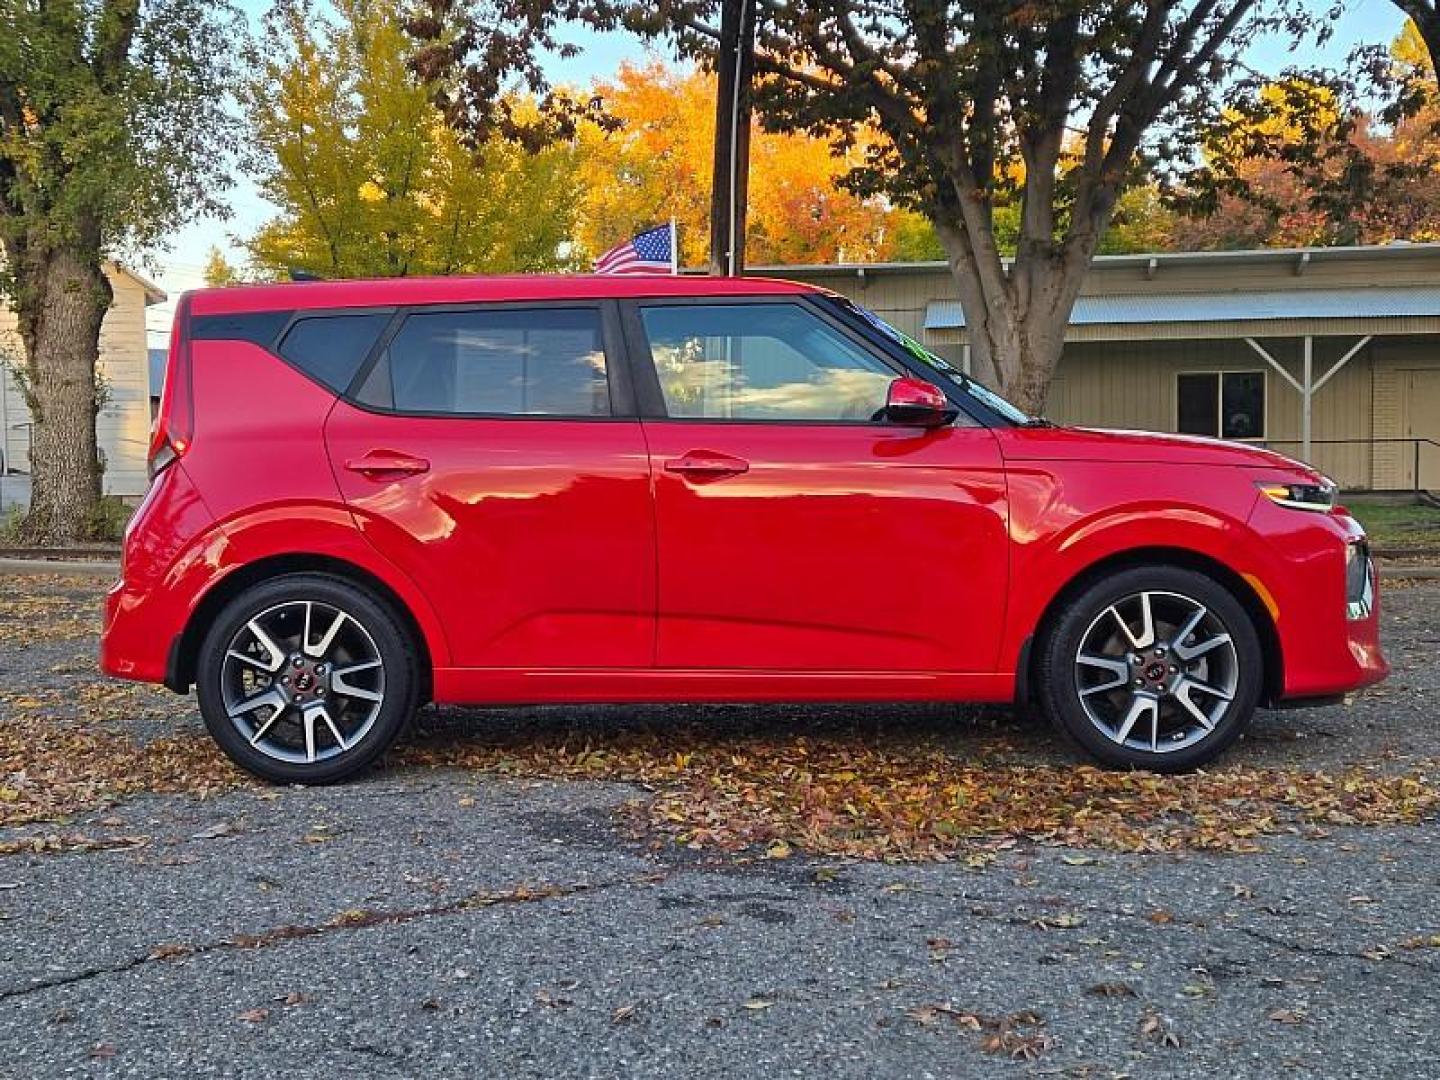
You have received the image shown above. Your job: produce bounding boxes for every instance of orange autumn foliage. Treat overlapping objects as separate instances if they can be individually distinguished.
[575,62,908,267]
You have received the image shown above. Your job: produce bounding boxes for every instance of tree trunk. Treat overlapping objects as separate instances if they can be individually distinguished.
[932,218,1070,417]
[14,248,111,545]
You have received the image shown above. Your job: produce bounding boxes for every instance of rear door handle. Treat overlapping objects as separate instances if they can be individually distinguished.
[344,450,430,478]
[663,451,750,478]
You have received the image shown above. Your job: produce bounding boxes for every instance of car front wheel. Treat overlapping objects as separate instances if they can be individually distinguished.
[1035,566,1264,772]
[196,573,419,783]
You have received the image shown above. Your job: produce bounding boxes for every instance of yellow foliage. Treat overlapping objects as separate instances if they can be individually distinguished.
[1392,19,1435,79]
[242,0,580,278]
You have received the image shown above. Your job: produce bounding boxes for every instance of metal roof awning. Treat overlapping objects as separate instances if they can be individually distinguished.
[923,285,1440,330]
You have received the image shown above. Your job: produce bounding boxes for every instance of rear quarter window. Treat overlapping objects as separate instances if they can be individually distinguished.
[278,313,392,393]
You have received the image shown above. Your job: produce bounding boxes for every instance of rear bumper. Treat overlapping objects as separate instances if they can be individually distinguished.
[99,579,172,684]
[99,465,215,688]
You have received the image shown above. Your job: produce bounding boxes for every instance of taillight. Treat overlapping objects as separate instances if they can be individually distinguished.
[149,293,195,479]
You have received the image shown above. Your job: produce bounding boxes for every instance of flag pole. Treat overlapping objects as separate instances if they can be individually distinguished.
[669,217,679,276]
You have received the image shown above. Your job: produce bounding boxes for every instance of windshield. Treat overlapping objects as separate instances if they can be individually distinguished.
[825,296,1036,425]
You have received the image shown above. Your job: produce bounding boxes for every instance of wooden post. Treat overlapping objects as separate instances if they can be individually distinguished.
[709,0,755,276]
[1301,335,1313,463]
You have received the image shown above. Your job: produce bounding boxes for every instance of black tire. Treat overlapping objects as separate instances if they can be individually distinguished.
[1034,565,1263,773]
[196,573,420,784]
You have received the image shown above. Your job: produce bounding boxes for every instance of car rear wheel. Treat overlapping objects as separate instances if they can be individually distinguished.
[1035,566,1263,772]
[196,573,419,783]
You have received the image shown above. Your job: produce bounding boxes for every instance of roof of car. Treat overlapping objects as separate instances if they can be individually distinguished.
[186,273,821,316]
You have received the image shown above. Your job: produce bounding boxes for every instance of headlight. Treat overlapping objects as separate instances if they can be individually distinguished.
[1255,480,1336,513]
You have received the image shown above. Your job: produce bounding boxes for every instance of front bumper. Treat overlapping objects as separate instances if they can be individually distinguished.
[1247,499,1389,702]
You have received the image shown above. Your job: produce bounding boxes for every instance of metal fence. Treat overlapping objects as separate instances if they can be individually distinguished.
[1258,437,1439,494]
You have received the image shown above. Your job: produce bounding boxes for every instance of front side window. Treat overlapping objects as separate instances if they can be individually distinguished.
[639,302,897,421]
[361,307,610,416]
[1177,371,1265,440]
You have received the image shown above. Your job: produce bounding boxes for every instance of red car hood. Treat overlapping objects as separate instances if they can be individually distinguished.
[996,426,1317,473]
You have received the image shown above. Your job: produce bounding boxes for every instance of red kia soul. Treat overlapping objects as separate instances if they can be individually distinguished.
[101,275,1386,782]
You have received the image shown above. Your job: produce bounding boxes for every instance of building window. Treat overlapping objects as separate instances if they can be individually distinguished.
[1176,371,1265,440]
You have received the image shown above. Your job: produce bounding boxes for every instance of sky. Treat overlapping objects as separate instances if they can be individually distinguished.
[140,0,1411,347]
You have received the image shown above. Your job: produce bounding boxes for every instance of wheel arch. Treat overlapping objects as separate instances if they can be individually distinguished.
[167,553,436,702]
[1018,546,1283,708]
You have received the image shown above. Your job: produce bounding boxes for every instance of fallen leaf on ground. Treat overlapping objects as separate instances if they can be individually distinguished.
[147,943,193,961]
[5,577,1440,867]
[1032,912,1086,930]
[1087,982,1137,998]
[1140,1012,1182,1048]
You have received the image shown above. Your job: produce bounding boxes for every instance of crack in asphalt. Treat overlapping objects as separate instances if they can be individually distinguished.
[1232,924,1440,972]
[798,877,1440,975]
[0,869,670,1002]
[13,854,1429,1006]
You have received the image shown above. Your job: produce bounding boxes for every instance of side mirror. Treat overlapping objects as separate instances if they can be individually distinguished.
[884,376,957,428]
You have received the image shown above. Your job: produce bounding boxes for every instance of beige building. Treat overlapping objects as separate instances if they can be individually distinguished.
[0,264,165,506]
[4,247,1432,506]
[769,243,1440,491]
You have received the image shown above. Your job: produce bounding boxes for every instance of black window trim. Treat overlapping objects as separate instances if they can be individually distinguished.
[617,294,990,428]
[340,298,636,422]
[192,307,401,399]
[190,292,1001,429]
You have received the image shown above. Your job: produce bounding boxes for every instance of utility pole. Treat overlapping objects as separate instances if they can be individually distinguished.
[709,0,755,276]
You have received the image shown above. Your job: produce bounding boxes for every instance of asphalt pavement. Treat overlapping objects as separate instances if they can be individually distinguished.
[1,576,1438,1078]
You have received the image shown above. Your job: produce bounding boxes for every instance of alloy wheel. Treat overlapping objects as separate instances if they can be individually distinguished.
[220,599,386,765]
[1072,590,1240,754]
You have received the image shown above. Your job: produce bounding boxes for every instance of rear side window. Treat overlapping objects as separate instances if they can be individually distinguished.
[279,314,390,393]
[361,307,610,417]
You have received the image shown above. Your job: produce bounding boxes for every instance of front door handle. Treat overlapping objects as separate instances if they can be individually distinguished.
[344,450,430,478]
[663,451,750,479]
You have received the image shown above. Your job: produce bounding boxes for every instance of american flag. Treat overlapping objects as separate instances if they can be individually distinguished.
[593,223,675,275]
